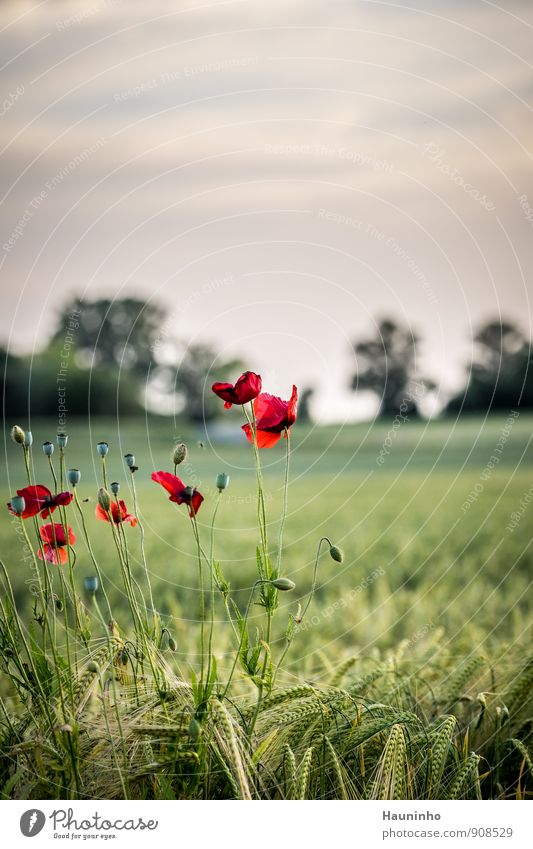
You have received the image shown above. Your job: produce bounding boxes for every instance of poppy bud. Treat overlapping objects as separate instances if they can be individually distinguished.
[216,472,230,492]
[67,468,81,487]
[188,717,201,742]
[329,545,344,563]
[9,495,26,516]
[56,433,68,449]
[84,576,99,594]
[172,442,188,466]
[42,441,54,456]
[110,481,120,495]
[55,598,64,612]
[96,441,109,457]
[168,636,177,652]
[98,487,111,513]
[124,453,136,468]
[11,425,25,445]
[270,577,296,591]
[87,661,100,673]
[23,431,33,447]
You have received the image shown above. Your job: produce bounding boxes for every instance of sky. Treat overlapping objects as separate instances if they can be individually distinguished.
[1,0,532,422]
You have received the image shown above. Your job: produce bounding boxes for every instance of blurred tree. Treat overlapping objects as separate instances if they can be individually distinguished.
[156,342,243,423]
[350,318,427,416]
[50,297,166,375]
[298,387,315,423]
[1,347,141,418]
[447,319,533,412]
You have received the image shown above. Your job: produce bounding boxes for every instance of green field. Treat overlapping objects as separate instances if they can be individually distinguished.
[1,413,532,799]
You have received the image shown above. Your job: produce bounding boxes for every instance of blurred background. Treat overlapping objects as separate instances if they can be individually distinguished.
[1,1,532,667]
[0,0,532,427]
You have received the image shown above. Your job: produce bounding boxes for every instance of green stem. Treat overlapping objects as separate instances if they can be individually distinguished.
[276,429,290,571]
[206,494,221,690]
[222,579,269,699]
[73,489,112,618]
[92,596,129,799]
[130,473,156,625]
[190,514,205,690]
[272,537,331,688]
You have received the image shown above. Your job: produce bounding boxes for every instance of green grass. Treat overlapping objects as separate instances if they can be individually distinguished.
[1,413,532,799]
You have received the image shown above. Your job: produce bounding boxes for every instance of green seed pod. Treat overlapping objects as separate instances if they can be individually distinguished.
[168,636,177,652]
[42,441,54,456]
[329,545,344,563]
[270,577,296,591]
[97,487,111,513]
[110,481,120,495]
[9,495,26,516]
[172,442,188,466]
[56,433,68,448]
[23,431,33,447]
[55,598,64,612]
[11,425,25,445]
[67,468,81,487]
[96,441,109,457]
[83,576,99,594]
[216,472,230,492]
[188,717,201,743]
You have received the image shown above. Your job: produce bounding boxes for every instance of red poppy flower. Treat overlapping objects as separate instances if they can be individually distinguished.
[212,371,262,409]
[7,485,72,519]
[242,385,298,448]
[151,471,204,517]
[38,522,76,565]
[95,499,137,526]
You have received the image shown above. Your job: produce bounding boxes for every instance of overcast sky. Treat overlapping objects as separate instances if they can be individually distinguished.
[1,0,532,421]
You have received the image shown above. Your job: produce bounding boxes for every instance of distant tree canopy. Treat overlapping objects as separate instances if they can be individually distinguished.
[2,297,244,422]
[50,297,166,375]
[350,318,427,416]
[447,319,533,412]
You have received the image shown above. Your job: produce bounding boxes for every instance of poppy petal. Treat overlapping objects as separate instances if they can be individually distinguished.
[151,471,186,498]
[242,423,282,448]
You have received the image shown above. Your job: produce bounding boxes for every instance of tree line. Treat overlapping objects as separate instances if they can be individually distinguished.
[2,298,532,422]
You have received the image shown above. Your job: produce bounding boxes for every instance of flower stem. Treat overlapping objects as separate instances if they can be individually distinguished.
[272,536,332,687]
[276,428,290,571]
[190,514,205,691]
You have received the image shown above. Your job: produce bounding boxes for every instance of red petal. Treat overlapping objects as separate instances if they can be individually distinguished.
[242,423,281,448]
[253,392,287,429]
[188,490,204,517]
[255,429,282,448]
[95,503,111,523]
[151,471,186,498]
[38,543,68,565]
[212,382,236,404]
